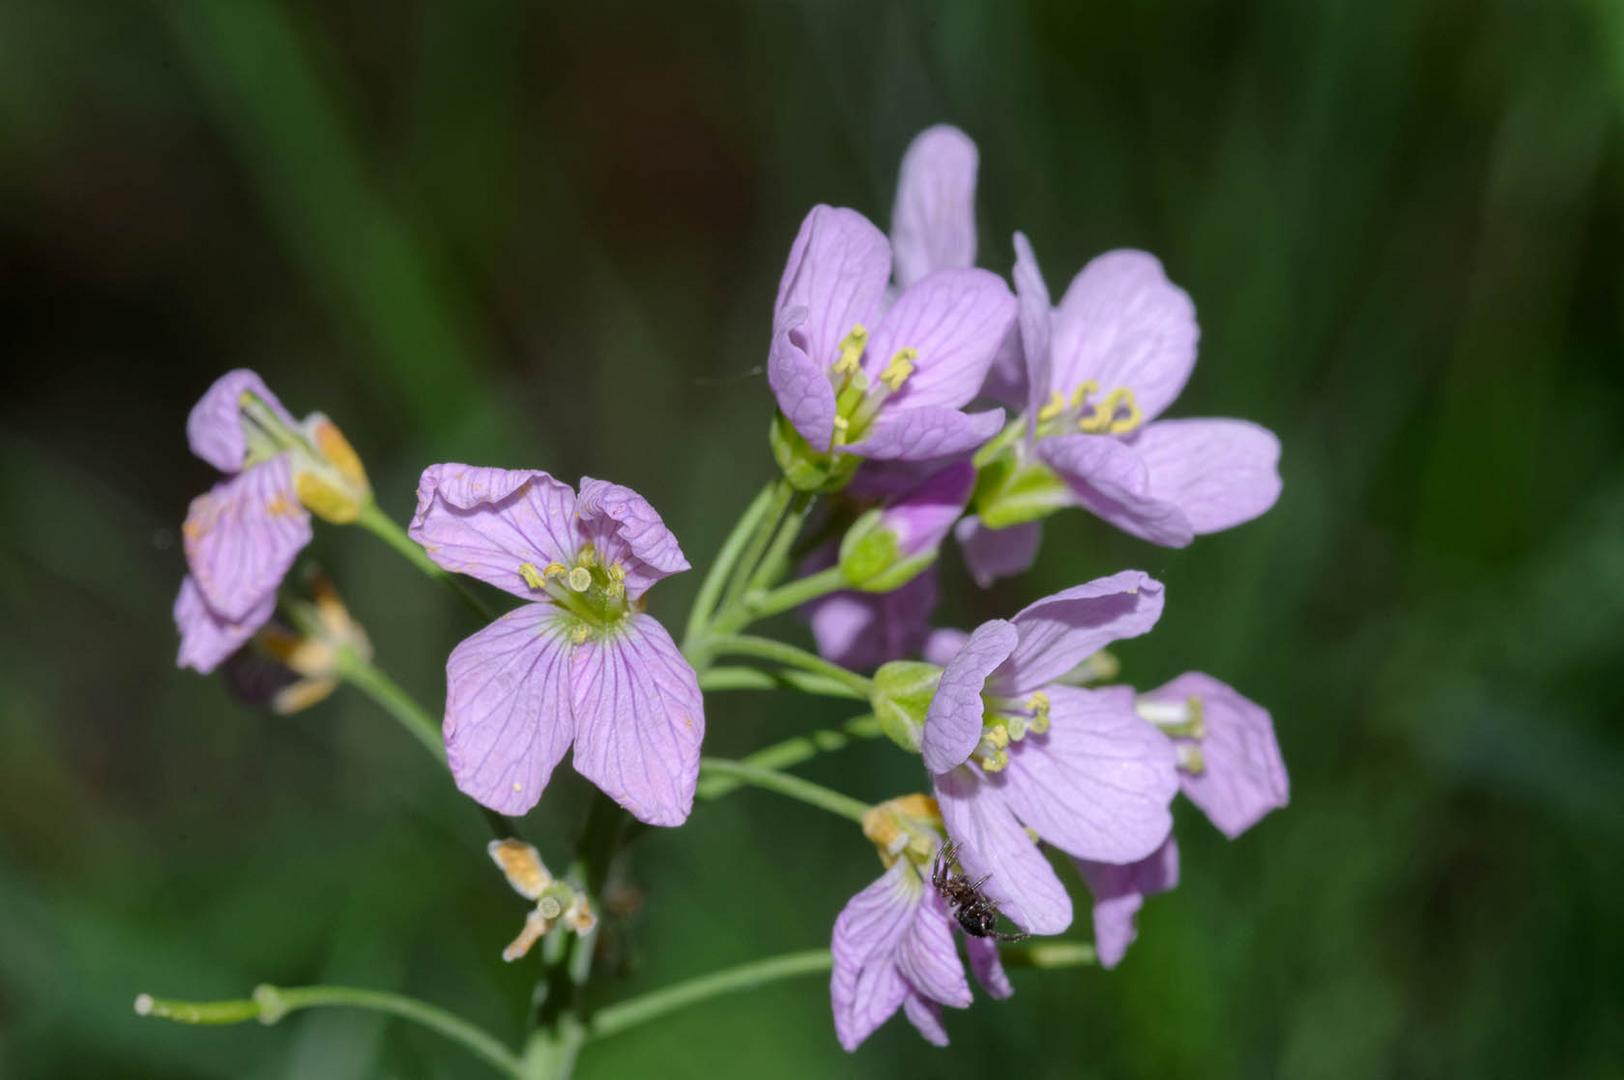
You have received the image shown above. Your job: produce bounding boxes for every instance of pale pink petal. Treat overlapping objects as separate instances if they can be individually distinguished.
[954,516,1042,588]
[174,576,275,674]
[807,569,938,671]
[408,464,579,599]
[1127,419,1282,537]
[1149,672,1288,838]
[575,477,690,599]
[186,368,296,473]
[934,766,1072,935]
[922,620,1018,774]
[831,860,918,1052]
[896,890,972,1008]
[183,457,311,621]
[773,204,891,370]
[1075,837,1180,968]
[768,307,839,451]
[891,124,979,289]
[1038,433,1195,548]
[1011,232,1053,422]
[982,322,1028,407]
[901,993,950,1047]
[443,604,576,816]
[845,404,1005,462]
[995,571,1165,695]
[865,269,1015,410]
[570,614,704,827]
[963,935,1012,999]
[877,462,975,558]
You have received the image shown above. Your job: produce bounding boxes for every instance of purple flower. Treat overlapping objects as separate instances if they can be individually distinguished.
[768,205,1014,463]
[408,465,703,824]
[1074,837,1179,969]
[1136,671,1288,839]
[175,370,313,673]
[919,572,1177,934]
[809,572,939,673]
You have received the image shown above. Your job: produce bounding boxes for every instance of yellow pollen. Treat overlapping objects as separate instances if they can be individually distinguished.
[570,624,591,645]
[1027,690,1051,715]
[981,749,1010,772]
[833,324,868,375]
[879,348,917,391]
[1070,380,1100,408]
[567,567,592,593]
[1037,389,1068,422]
[1080,387,1143,435]
[609,564,626,581]
[518,563,547,590]
[543,561,568,578]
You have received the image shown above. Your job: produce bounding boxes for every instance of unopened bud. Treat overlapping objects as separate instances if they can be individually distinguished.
[870,661,941,753]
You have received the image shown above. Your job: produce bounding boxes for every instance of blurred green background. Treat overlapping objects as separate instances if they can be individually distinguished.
[3,1,1621,1076]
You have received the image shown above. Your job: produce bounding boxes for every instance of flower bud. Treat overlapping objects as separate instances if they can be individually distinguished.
[769,412,860,494]
[869,660,942,753]
[292,414,372,524]
[837,463,973,592]
[229,572,370,715]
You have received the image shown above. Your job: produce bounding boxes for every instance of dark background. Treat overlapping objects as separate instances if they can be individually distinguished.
[2,1,1621,1076]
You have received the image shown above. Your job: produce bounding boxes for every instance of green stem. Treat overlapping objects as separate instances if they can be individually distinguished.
[355,500,497,621]
[697,758,870,824]
[715,478,793,619]
[682,480,777,650]
[703,634,873,699]
[742,491,813,598]
[696,666,864,700]
[706,565,848,637]
[134,984,523,1078]
[590,950,833,1041]
[696,715,881,799]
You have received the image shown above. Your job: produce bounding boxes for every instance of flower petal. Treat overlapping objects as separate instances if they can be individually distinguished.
[174,576,275,674]
[881,462,976,558]
[954,516,1042,589]
[1128,419,1282,536]
[982,322,1028,407]
[1075,836,1180,969]
[866,269,1015,410]
[1038,433,1194,547]
[807,570,938,671]
[831,860,918,1052]
[768,307,839,451]
[845,404,1005,462]
[773,204,891,369]
[409,464,580,599]
[897,890,972,1008]
[1049,250,1197,423]
[934,766,1073,935]
[183,456,311,621]
[921,627,968,667]
[901,993,950,1047]
[575,478,690,598]
[1012,232,1053,423]
[999,686,1179,863]
[1150,671,1288,838]
[186,369,296,473]
[995,571,1165,695]
[570,614,704,827]
[922,620,1018,773]
[963,935,1013,999]
[891,124,979,289]
[443,604,576,816]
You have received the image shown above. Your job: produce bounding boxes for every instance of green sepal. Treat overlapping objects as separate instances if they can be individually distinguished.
[769,412,858,494]
[869,661,942,753]
[973,448,1071,529]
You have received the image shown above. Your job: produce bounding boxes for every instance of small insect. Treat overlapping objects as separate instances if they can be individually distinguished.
[931,839,1029,942]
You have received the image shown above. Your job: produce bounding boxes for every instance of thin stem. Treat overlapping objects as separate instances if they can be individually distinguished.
[696,665,864,700]
[682,480,776,649]
[589,950,833,1041]
[742,490,812,598]
[715,478,792,619]
[706,565,848,637]
[697,758,870,824]
[695,715,881,799]
[134,984,523,1078]
[355,500,497,621]
[703,634,873,699]
[333,646,445,764]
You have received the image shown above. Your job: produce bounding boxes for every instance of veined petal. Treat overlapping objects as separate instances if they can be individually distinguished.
[570,614,703,827]
[1128,419,1282,537]
[409,464,579,599]
[881,462,975,558]
[768,307,839,451]
[866,269,1015,410]
[982,322,1028,407]
[1075,837,1180,969]
[922,620,1018,773]
[174,576,275,674]
[444,605,576,816]
[1050,250,1197,424]
[845,405,1005,462]
[774,205,891,370]
[934,766,1072,935]
[1000,686,1178,863]
[963,935,1012,999]
[575,478,690,598]
[183,456,311,621]
[1012,232,1053,423]
[1038,433,1194,548]
[832,860,919,1052]
[891,124,979,289]
[995,571,1165,695]
[187,368,296,473]
[897,890,972,1008]
[954,516,1042,589]
[807,570,938,671]
[901,993,950,1047]
[1150,671,1288,838]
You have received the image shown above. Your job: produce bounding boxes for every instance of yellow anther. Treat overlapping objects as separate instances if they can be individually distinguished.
[879,348,917,391]
[1030,710,1050,736]
[488,839,552,901]
[608,564,627,581]
[1080,387,1142,435]
[1027,690,1051,716]
[542,561,568,579]
[1069,380,1100,408]
[518,562,548,590]
[576,547,598,568]
[981,725,1011,751]
[980,749,1010,773]
[566,567,593,593]
[833,324,868,375]
[570,624,591,645]
[1176,743,1206,775]
[1037,389,1068,422]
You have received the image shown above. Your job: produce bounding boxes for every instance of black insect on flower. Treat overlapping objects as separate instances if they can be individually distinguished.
[931,839,1029,942]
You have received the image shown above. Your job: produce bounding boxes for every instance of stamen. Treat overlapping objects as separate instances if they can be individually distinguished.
[833,324,868,375]
[1069,380,1100,408]
[1037,389,1068,423]
[1136,695,1205,739]
[1080,387,1143,435]
[569,624,591,645]
[1176,743,1206,775]
[879,348,917,391]
[518,562,548,590]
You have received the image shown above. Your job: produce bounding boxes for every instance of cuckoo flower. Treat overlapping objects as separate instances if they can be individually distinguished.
[1074,837,1180,969]
[409,465,703,825]
[919,572,1177,934]
[832,796,1012,1051]
[963,235,1283,584]
[768,204,1013,470]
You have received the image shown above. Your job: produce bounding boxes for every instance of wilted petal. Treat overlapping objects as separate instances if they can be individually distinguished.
[774,205,891,370]
[954,516,1042,589]
[443,605,576,816]
[934,766,1072,935]
[1049,250,1198,424]
[575,478,690,598]
[1150,672,1288,838]
[186,368,296,473]
[846,404,1005,462]
[1075,837,1180,969]
[922,620,1018,773]
[897,890,972,1008]
[768,307,840,451]
[881,462,975,558]
[963,935,1012,999]
[183,457,311,621]
[1038,433,1194,548]
[901,993,950,1047]
[1000,686,1178,863]
[866,270,1015,411]
[570,614,704,827]
[891,124,978,289]
[1012,232,1053,421]
[1128,419,1282,537]
[174,576,275,674]
[994,571,1165,695]
[807,571,938,671]
[409,464,579,599]
[832,860,918,1052]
